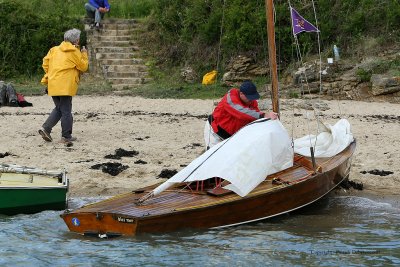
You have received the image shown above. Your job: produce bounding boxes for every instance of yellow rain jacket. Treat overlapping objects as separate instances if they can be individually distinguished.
[41,41,88,96]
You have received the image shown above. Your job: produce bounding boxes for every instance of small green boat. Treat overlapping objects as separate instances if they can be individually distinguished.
[0,164,69,215]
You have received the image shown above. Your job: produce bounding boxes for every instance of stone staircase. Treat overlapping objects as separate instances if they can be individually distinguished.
[84,18,151,90]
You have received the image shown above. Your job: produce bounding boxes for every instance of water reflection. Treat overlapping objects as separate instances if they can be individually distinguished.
[1,195,399,266]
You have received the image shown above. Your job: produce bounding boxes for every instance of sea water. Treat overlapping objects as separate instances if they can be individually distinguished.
[1,195,399,266]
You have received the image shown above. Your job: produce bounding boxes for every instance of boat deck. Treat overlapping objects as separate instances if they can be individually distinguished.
[62,141,355,236]
[68,142,355,218]
[0,172,63,187]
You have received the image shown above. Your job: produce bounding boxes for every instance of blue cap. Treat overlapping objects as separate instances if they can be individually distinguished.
[240,81,260,100]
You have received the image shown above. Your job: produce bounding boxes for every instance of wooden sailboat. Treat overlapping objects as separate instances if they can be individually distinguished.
[61,1,356,237]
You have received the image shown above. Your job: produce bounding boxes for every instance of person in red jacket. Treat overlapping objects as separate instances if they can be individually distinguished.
[204,80,278,149]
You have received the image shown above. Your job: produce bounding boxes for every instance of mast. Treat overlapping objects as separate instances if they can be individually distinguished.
[265,0,279,114]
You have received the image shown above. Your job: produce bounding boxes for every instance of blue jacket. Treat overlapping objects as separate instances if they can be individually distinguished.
[88,0,110,9]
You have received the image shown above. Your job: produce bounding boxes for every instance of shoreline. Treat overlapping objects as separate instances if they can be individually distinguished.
[0,95,399,197]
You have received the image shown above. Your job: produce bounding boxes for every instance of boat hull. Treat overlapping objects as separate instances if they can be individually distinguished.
[0,164,69,215]
[62,141,355,237]
[0,187,68,215]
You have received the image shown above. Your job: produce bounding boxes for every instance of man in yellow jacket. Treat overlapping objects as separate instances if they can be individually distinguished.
[39,28,88,145]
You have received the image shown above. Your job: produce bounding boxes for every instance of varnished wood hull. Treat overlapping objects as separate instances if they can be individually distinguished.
[61,141,355,237]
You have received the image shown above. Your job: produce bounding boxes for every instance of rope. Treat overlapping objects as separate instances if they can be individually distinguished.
[288,0,347,167]
[215,0,226,78]
[288,0,324,151]
[186,118,272,184]
[140,118,273,204]
[206,0,227,150]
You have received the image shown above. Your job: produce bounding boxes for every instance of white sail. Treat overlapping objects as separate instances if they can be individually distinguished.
[153,119,294,197]
[294,118,354,157]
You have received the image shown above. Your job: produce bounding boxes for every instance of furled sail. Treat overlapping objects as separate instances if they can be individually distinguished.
[152,119,294,197]
[294,119,354,157]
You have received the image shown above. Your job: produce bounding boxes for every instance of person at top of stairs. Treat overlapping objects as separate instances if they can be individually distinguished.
[85,0,110,30]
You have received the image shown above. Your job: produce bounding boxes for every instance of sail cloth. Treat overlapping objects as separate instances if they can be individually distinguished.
[294,119,354,158]
[152,119,294,197]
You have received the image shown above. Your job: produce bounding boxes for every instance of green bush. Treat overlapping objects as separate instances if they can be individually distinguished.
[0,1,83,77]
[356,68,372,82]
[2,0,400,87]
[144,0,400,74]
[0,0,156,78]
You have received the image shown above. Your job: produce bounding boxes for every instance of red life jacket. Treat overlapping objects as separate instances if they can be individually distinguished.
[210,89,263,139]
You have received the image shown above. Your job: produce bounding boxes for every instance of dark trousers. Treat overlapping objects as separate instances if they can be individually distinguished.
[85,3,105,24]
[43,96,73,139]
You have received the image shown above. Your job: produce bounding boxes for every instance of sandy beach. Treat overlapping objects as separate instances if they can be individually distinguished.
[0,95,399,197]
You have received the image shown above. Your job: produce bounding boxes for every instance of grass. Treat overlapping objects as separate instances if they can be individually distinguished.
[7,74,112,96]
[16,0,156,19]
[130,82,229,99]
[122,70,271,99]
[8,72,273,100]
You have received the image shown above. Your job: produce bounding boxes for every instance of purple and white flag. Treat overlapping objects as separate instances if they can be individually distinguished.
[290,7,319,35]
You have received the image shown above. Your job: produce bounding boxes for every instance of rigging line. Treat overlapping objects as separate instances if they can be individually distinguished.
[177,118,272,185]
[265,0,280,113]
[207,0,227,149]
[309,0,324,150]
[257,0,270,101]
[256,0,275,121]
[215,0,226,76]
[292,33,314,149]
[287,1,340,167]
[273,1,281,112]
[285,1,297,149]
[310,0,323,96]
[289,1,322,149]
[138,116,257,206]
[291,2,338,165]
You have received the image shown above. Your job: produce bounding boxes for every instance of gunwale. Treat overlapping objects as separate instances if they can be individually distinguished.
[0,166,69,215]
[0,172,68,188]
[61,141,355,236]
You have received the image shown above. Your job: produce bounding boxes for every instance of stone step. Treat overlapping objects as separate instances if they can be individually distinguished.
[102,18,137,25]
[95,52,136,60]
[94,46,138,53]
[111,79,152,90]
[83,23,135,31]
[106,71,149,78]
[103,64,148,72]
[87,28,134,36]
[111,84,137,90]
[83,18,136,25]
[96,40,134,47]
[84,25,135,32]
[101,23,135,31]
[89,35,132,42]
[98,58,144,65]
[107,77,146,85]
[84,18,151,88]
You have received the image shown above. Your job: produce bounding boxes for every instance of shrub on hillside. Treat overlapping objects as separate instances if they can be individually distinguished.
[143,0,400,75]
[0,1,83,77]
